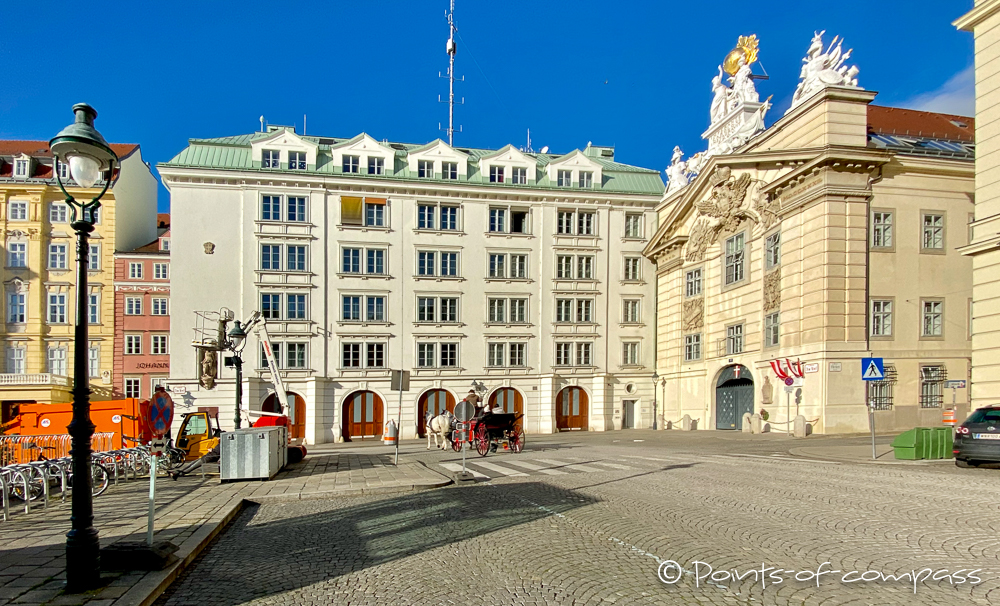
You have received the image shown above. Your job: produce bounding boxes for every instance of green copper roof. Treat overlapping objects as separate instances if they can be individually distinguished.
[161,131,664,196]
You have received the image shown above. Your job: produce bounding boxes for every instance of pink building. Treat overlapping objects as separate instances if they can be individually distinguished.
[113,215,170,399]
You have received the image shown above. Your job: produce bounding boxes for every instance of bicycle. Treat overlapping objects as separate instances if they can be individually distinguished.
[13,443,110,501]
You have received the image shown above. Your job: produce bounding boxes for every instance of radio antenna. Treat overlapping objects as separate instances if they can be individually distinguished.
[438,0,464,145]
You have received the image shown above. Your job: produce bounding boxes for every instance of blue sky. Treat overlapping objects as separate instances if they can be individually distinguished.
[0,1,975,213]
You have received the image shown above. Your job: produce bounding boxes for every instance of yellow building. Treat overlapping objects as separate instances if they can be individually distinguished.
[0,141,157,425]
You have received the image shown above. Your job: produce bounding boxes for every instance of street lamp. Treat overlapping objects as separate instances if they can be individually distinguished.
[226,321,248,429]
[651,372,659,430]
[50,103,118,592]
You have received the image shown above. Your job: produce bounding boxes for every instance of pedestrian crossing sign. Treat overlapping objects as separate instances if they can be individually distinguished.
[861,357,884,381]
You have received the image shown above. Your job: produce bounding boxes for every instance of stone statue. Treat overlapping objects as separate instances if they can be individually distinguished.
[665,146,691,194]
[761,376,774,405]
[728,56,759,108]
[788,31,861,113]
[710,66,731,125]
[199,350,217,390]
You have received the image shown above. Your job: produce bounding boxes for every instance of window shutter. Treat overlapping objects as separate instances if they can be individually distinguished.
[341,197,363,225]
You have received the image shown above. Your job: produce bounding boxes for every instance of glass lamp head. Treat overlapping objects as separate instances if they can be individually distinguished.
[49,104,117,188]
[227,321,247,350]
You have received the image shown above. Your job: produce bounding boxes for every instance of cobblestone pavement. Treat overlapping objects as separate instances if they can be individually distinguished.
[156,430,1000,605]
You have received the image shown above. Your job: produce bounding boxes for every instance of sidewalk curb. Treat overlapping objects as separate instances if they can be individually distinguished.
[249,480,454,503]
[788,447,955,466]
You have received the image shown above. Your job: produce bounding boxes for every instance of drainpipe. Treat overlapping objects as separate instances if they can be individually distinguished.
[865,167,884,414]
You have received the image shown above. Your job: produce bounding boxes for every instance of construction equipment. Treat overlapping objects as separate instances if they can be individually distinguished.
[174,407,221,462]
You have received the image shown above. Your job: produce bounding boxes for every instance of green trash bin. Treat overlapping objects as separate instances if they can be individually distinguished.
[931,427,954,459]
[917,427,934,459]
[891,428,920,460]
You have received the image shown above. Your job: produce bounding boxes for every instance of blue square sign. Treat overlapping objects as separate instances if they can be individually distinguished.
[861,357,884,381]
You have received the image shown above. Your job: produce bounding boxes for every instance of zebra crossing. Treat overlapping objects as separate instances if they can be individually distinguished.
[437,456,647,479]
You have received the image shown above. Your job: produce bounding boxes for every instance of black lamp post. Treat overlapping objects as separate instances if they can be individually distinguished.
[651,372,659,430]
[226,321,248,429]
[50,104,118,592]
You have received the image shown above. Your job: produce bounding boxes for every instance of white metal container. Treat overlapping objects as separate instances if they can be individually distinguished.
[220,426,287,481]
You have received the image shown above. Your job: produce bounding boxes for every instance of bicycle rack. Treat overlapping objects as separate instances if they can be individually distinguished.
[0,471,9,521]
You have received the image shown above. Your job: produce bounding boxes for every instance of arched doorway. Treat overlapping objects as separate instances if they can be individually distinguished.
[555,386,588,430]
[261,392,306,440]
[342,390,384,441]
[715,365,754,430]
[417,389,456,437]
[489,388,524,429]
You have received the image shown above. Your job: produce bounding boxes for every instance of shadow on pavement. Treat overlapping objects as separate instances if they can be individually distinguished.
[573,463,699,490]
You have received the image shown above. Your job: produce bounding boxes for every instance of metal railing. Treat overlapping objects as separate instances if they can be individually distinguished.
[0,433,116,466]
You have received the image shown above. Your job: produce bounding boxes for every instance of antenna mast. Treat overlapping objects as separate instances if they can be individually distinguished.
[438,0,463,145]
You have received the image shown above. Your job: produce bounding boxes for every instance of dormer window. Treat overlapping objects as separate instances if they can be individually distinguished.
[490,166,504,183]
[288,151,306,170]
[57,161,70,180]
[14,159,29,178]
[418,160,433,178]
[558,170,572,187]
[512,167,527,185]
[442,162,458,180]
[579,171,593,188]
[368,157,384,175]
[160,239,170,251]
[262,150,280,168]
[343,155,360,173]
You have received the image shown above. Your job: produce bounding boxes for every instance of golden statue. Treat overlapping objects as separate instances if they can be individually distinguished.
[723,35,760,76]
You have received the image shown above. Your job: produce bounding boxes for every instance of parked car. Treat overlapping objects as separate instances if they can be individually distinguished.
[954,406,1000,467]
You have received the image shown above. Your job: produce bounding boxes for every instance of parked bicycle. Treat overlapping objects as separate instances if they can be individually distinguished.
[10,443,110,502]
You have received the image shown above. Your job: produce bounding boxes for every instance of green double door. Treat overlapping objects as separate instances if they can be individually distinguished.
[716,379,754,430]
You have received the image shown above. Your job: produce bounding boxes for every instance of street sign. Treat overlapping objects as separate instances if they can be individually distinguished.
[390,370,411,391]
[455,401,475,422]
[783,377,794,386]
[861,357,884,381]
[803,363,819,374]
[149,391,174,438]
[945,380,967,389]
[784,385,795,393]
[150,437,167,457]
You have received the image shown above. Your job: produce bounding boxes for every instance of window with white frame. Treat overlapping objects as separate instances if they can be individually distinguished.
[576,342,593,366]
[88,293,99,324]
[555,299,573,323]
[764,312,780,347]
[556,298,593,323]
[624,213,643,238]
[557,170,572,187]
[288,294,307,320]
[85,207,100,223]
[487,298,506,323]
[577,211,595,235]
[442,162,458,180]
[489,166,504,183]
[366,342,386,368]
[9,201,26,220]
[365,200,385,227]
[125,334,142,355]
[49,244,68,270]
[622,342,640,365]
[368,157,384,175]
[285,342,307,368]
[129,262,143,279]
[576,299,593,323]
[418,159,433,178]
[152,298,168,316]
[488,251,527,279]
[624,257,641,281]
[58,161,70,181]
[365,295,385,321]
[341,295,360,321]
[87,244,100,271]
[262,244,282,270]
[557,210,596,236]
[509,342,526,366]
[557,211,574,234]
[623,299,640,323]
[577,256,594,279]
[578,171,593,188]
[48,293,66,323]
[726,324,744,355]
[922,213,944,250]
[6,346,25,374]
[342,155,360,173]
[88,344,100,377]
[871,300,892,337]
[440,343,458,367]
[416,250,458,277]
[556,255,573,279]
[442,252,459,276]
[922,300,943,337]
[8,242,26,268]
[724,233,745,286]
[510,298,527,323]
[288,151,306,170]
[262,149,280,168]
[417,343,435,367]
[288,245,307,271]
[342,295,386,323]
[417,204,436,230]
[684,334,701,361]
[341,248,361,274]
[686,268,702,297]
[489,206,528,234]
[417,203,459,231]
[50,202,67,223]
[7,293,24,323]
[152,335,168,355]
[872,211,893,248]
[125,378,141,399]
[416,296,459,323]
[488,254,506,278]
[153,263,168,280]
[261,195,282,221]
[441,206,459,230]
[261,293,282,320]
[287,196,306,222]
[416,342,459,368]
[125,296,142,315]
[487,343,505,367]
[13,159,28,178]
[511,167,527,185]
[555,342,573,366]
[765,232,780,269]
[341,343,361,368]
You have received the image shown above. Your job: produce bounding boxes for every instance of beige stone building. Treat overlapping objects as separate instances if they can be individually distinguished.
[644,86,975,434]
[957,2,1000,409]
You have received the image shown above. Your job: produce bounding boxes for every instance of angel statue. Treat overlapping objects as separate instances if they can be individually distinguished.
[728,55,759,108]
[710,66,730,125]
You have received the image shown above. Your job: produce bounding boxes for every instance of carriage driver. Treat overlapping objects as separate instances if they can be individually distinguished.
[465,389,484,417]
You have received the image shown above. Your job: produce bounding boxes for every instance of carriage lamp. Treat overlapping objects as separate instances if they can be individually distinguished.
[49,103,118,592]
[226,321,249,430]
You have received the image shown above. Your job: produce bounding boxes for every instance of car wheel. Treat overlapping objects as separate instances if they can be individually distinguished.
[956,459,976,468]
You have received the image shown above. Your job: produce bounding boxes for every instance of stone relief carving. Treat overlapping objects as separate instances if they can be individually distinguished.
[763,267,781,312]
[787,31,861,113]
[761,376,774,405]
[203,242,215,254]
[684,167,755,261]
[753,193,780,230]
[682,298,704,332]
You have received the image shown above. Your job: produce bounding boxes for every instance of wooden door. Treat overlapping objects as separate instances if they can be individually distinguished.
[261,393,306,439]
[489,388,524,429]
[343,391,383,441]
[556,387,588,430]
[623,400,635,429]
[417,389,455,437]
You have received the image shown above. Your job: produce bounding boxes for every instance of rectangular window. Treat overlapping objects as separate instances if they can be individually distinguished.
[262,195,281,221]
[555,343,573,366]
[88,345,100,378]
[366,296,385,322]
[624,257,641,281]
[288,294,306,320]
[261,343,280,369]
[724,233,745,285]
[288,151,306,170]
[489,166,505,183]
[262,294,281,320]
[365,249,385,275]
[418,205,435,229]
[510,343,526,367]
[489,208,506,233]
[765,232,780,269]
[262,150,280,168]
[287,196,306,222]
[684,334,702,361]
[922,214,944,250]
[440,343,458,367]
[89,293,99,324]
[726,324,744,355]
[872,211,893,248]
[577,256,594,280]
[9,201,26,220]
[441,206,458,230]
[577,212,595,235]
[922,300,943,337]
[286,343,306,368]
[488,254,506,278]
[365,342,385,368]
[511,167,527,185]
[418,160,433,178]
[368,156,384,175]
[7,293,24,323]
[152,298,168,316]
[510,254,527,279]
[50,202,67,223]
[557,211,574,234]
[58,162,70,180]
[125,378,141,399]
[341,342,361,369]
[287,245,307,271]
[764,311,780,347]
[342,248,361,273]
[920,366,945,408]
[558,170,573,187]
[625,213,643,238]
[417,297,436,322]
[488,298,506,323]
[152,335,168,355]
[6,347,25,374]
[125,334,142,355]
[510,210,528,233]
[365,202,385,227]
[8,242,26,268]
[442,162,458,180]
[576,299,593,323]
[342,155,360,173]
[578,171,593,188]
[487,343,505,367]
[622,342,639,366]
[417,343,435,367]
[510,299,527,323]
[129,261,143,279]
[623,299,640,323]
[441,297,458,322]
[49,244,68,270]
[556,255,573,279]
[342,295,361,321]
[556,299,573,323]
[441,252,458,276]
[576,342,593,366]
[161,239,170,251]
[261,244,281,270]
[418,251,436,275]
[871,300,893,337]
[125,296,142,316]
[686,268,702,297]
[153,263,168,280]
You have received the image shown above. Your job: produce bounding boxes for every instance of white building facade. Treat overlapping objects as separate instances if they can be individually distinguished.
[159,127,663,443]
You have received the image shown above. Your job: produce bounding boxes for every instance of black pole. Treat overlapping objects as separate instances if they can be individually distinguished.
[66,218,99,591]
[234,355,243,430]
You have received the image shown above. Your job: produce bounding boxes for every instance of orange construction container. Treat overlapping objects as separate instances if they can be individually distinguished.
[12,399,147,449]
[943,408,957,427]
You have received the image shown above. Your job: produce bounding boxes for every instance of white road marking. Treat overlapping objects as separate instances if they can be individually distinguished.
[472,461,529,477]
[589,461,636,470]
[439,462,489,479]
[532,458,602,473]
[503,460,567,475]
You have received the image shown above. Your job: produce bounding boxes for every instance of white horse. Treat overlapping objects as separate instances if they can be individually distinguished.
[425,410,455,450]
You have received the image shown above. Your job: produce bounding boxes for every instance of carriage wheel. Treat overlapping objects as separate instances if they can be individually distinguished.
[451,431,463,452]
[508,426,524,454]
[475,424,490,457]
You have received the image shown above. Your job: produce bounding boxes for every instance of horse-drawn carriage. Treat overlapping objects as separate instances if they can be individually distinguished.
[451,412,524,456]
